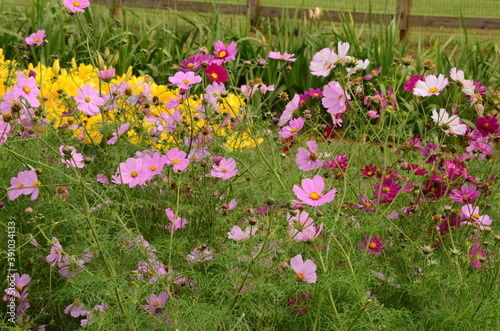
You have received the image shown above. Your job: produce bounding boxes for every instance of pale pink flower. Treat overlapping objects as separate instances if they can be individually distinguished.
[59,145,85,168]
[460,204,492,230]
[168,71,202,89]
[0,121,12,145]
[62,0,90,14]
[143,292,168,315]
[413,74,449,97]
[165,148,190,173]
[278,117,304,138]
[322,81,350,116]
[64,301,89,318]
[292,175,336,207]
[290,254,317,283]
[296,141,324,172]
[287,211,323,243]
[141,152,167,179]
[46,237,63,266]
[107,122,130,145]
[25,30,46,46]
[11,72,40,108]
[74,84,104,117]
[278,94,301,126]
[165,208,188,233]
[268,51,296,62]
[117,157,148,188]
[309,48,337,76]
[8,170,40,201]
[211,157,238,180]
[227,226,258,241]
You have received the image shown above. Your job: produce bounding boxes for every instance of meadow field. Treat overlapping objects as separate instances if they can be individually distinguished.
[1,0,499,330]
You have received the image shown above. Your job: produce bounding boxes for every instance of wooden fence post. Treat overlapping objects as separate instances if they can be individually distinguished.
[111,0,121,20]
[397,0,413,42]
[248,0,261,28]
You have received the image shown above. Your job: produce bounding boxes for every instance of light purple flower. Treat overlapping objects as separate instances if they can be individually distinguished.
[278,117,304,138]
[290,254,317,283]
[296,141,324,172]
[165,208,188,233]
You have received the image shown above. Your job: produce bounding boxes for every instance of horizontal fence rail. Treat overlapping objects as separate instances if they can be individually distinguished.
[94,0,500,40]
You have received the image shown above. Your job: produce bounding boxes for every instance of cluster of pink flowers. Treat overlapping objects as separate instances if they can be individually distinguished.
[64,300,106,327]
[287,211,323,243]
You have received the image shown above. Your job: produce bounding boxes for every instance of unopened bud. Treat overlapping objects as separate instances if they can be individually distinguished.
[423,246,432,255]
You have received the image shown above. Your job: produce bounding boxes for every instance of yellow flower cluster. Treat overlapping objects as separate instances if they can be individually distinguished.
[0,52,262,151]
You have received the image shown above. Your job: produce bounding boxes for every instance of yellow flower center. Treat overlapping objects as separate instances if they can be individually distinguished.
[462,196,469,201]
[291,127,298,133]
[16,286,23,292]
[73,1,81,6]
[363,202,373,208]
[153,301,160,307]
[34,37,40,42]
[218,51,227,58]
[309,153,318,160]
[182,79,189,84]
[150,165,157,171]
[173,159,179,164]
[23,86,30,94]
[221,168,227,173]
[84,96,91,103]
[33,181,40,186]
[383,187,391,193]
[188,63,194,68]
[17,183,24,188]
[211,73,218,79]
[131,171,138,178]
[296,273,304,281]
[472,213,480,220]
[428,87,438,93]
[369,242,377,249]
[309,192,320,200]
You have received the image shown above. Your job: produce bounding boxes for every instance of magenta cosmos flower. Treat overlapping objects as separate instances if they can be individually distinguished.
[460,204,492,230]
[211,157,238,180]
[292,175,336,207]
[8,170,41,201]
[322,81,350,116]
[143,291,169,315]
[268,51,297,62]
[212,40,237,65]
[278,117,304,138]
[74,84,104,117]
[296,141,325,172]
[168,71,202,89]
[449,184,479,204]
[205,63,228,83]
[290,254,317,283]
[413,74,449,97]
[25,30,46,46]
[359,234,386,255]
[63,0,90,14]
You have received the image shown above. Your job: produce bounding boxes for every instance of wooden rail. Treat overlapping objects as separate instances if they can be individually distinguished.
[94,0,500,40]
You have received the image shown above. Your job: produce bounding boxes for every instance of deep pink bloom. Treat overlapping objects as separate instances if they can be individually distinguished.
[460,204,492,230]
[296,140,324,172]
[46,237,63,266]
[117,157,148,187]
[62,0,90,14]
[323,154,348,178]
[475,116,499,137]
[292,175,336,207]
[179,54,203,72]
[305,88,323,99]
[402,75,425,92]
[278,117,304,138]
[212,41,237,64]
[469,244,492,269]
[168,71,202,89]
[268,51,297,62]
[143,292,169,315]
[373,177,401,203]
[8,170,40,201]
[322,81,350,116]
[10,72,40,108]
[165,148,189,173]
[227,226,257,241]
[360,164,377,177]
[74,84,104,117]
[352,194,376,213]
[165,208,188,233]
[449,184,479,204]
[25,30,46,46]
[205,63,228,83]
[211,157,237,180]
[359,234,386,255]
[290,254,317,283]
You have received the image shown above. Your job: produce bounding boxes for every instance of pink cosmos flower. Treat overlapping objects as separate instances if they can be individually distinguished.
[211,157,238,180]
[212,40,237,65]
[179,54,203,72]
[373,177,401,203]
[97,68,115,82]
[292,175,336,207]
[309,48,337,77]
[290,254,317,283]
[168,71,202,89]
[107,122,130,145]
[278,94,301,126]
[165,208,188,233]
[413,74,449,97]
[0,121,11,145]
[449,184,479,204]
[143,292,169,315]
[46,237,63,266]
[7,273,31,298]
[74,84,104,117]
[460,204,492,230]
[431,108,467,135]
[278,117,304,138]
[10,71,40,108]
[475,116,499,137]
[8,170,41,201]
[117,157,148,187]
[25,30,46,46]
[268,51,297,62]
[296,141,325,172]
[186,247,214,263]
[359,234,386,255]
[205,63,228,83]
[62,0,90,14]
[64,300,89,318]
[59,145,85,168]
[227,226,258,241]
[322,81,350,116]
[165,148,190,173]
[141,152,167,179]
[352,194,376,213]
[287,211,323,243]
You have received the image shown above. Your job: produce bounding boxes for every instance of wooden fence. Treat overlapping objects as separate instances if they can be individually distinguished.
[95,0,500,40]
